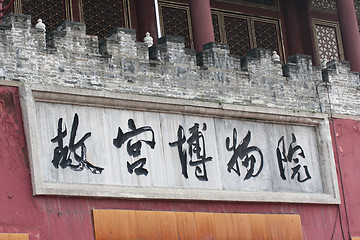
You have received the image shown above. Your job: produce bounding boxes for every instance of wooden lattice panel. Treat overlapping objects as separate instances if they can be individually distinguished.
[311,0,337,11]
[2,0,12,6]
[242,0,276,7]
[217,0,278,8]
[355,0,360,16]
[22,0,65,31]
[314,23,341,65]
[211,10,283,60]
[223,15,251,56]
[93,209,304,240]
[212,13,221,43]
[159,3,192,49]
[1,0,14,13]
[253,20,280,54]
[82,0,127,38]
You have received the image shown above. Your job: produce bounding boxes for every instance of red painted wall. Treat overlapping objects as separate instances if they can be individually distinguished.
[0,85,358,239]
[331,118,360,238]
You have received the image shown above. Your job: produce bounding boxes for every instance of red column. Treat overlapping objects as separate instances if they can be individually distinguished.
[281,0,315,60]
[282,0,303,56]
[0,1,3,23]
[189,0,215,52]
[336,0,360,72]
[135,0,158,44]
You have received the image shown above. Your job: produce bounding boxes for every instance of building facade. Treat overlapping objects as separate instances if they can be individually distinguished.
[2,0,360,70]
[0,0,359,239]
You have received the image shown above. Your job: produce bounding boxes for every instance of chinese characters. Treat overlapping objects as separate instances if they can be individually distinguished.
[226,129,263,180]
[169,123,212,181]
[113,118,155,176]
[50,114,313,184]
[276,133,311,182]
[51,113,104,174]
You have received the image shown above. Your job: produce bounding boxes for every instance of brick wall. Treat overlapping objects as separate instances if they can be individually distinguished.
[0,13,359,115]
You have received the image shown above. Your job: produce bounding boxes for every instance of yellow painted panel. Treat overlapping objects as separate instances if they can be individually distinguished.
[93,210,303,240]
[135,210,161,240]
[0,234,9,240]
[0,234,29,240]
[92,209,119,240]
[194,212,216,240]
[175,212,197,240]
[352,238,360,240]
[232,213,253,240]
[93,209,138,240]
[249,214,268,240]
[286,215,304,240]
[157,211,178,240]
[213,212,236,240]
[265,214,289,239]
[9,234,29,240]
[111,210,138,240]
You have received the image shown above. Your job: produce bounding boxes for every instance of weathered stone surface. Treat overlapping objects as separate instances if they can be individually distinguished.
[0,14,359,116]
[322,60,360,115]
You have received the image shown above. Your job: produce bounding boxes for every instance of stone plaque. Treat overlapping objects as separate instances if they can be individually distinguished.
[20,84,340,204]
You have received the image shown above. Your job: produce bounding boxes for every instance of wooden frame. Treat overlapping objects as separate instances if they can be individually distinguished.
[78,0,131,28]
[310,0,338,14]
[250,16,285,61]
[9,0,131,29]
[312,19,345,65]
[215,0,280,11]
[211,8,285,61]
[211,10,254,49]
[158,0,194,49]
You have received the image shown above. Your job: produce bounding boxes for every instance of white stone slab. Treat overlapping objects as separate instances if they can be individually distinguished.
[19,84,340,204]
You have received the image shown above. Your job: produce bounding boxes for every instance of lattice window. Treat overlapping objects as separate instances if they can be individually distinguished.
[212,13,221,43]
[159,3,192,48]
[4,0,129,37]
[1,0,15,13]
[211,10,284,60]
[314,21,343,65]
[216,0,278,8]
[253,20,280,54]
[242,0,276,7]
[311,0,337,11]
[82,0,127,38]
[355,0,360,15]
[22,0,66,32]
[2,0,12,6]
[223,15,251,56]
